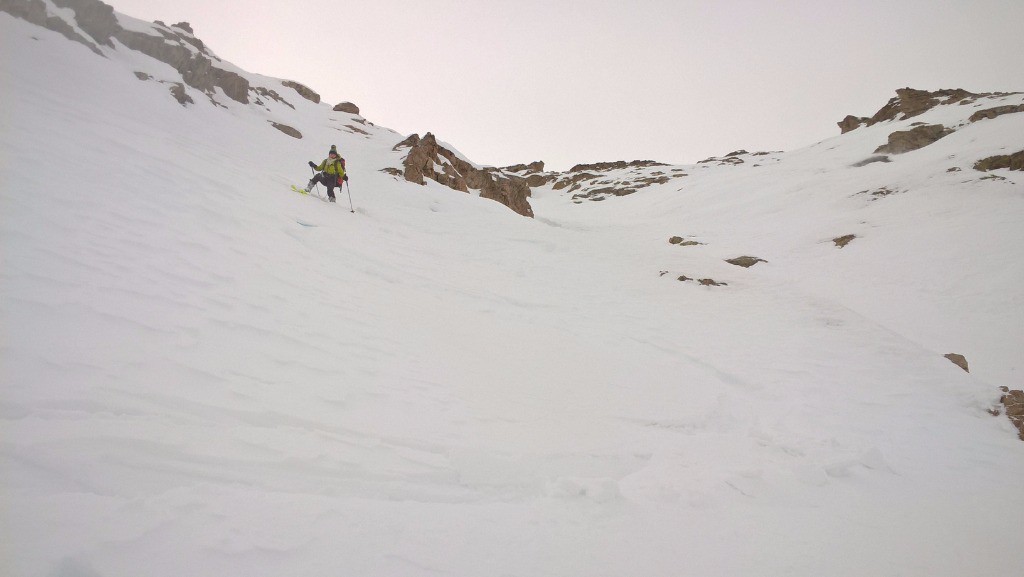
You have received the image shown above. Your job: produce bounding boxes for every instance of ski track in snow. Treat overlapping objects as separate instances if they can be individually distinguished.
[2,11,1024,577]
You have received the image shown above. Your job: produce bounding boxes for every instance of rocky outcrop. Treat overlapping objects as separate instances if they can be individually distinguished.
[270,122,302,139]
[836,88,1010,133]
[871,88,977,123]
[397,133,534,217]
[676,275,727,287]
[969,104,1024,123]
[568,160,668,173]
[669,236,702,247]
[997,388,1024,441]
[874,124,952,154]
[334,102,360,115]
[168,82,193,106]
[1,0,106,54]
[252,87,294,109]
[501,162,550,187]
[1,0,253,104]
[838,115,870,134]
[944,353,969,373]
[282,80,320,104]
[726,256,767,268]
[974,150,1024,172]
[533,160,685,201]
[51,0,118,46]
[503,161,545,174]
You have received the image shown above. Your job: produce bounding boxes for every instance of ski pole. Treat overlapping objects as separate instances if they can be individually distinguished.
[308,166,323,199]
[345,181,355,213]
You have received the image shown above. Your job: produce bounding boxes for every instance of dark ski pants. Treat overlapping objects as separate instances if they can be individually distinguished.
[309,173,339,199]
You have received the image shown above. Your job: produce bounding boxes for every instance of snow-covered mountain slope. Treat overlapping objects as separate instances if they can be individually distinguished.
[526,90,1024,388]
[2,5,1024,577]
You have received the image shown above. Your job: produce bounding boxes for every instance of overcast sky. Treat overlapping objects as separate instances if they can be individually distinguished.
[109,0,1024,171]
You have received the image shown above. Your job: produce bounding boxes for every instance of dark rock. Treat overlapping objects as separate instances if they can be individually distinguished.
[969,104,1024,123]
[699,155,745,165]
[51,0,119,47]
[669,236,701,247]
[270,122,302,139]
[833,234,856,248]
[1,0,104,55]
[874,124,952,154]
[501,162,554,187]
[503,161,545,174]
[974,151,1024,172]
[252,87,294,109]
[333,102,360,115]
[393,134,420,150]
[115,28,251,104]
[944,353,969,373]
[726,256,766,268]
[863,186,900,199]
[839,114,870,133]
[699,279,727,286]
[568,160,668,172]
[870,88,977,124]
[344,124,370,135]
[399,132,534,217]
[172,21,193,34]
[282,80,320,104]
[998,387,1024,441]
[836,88,1009,134]
[168,82,193,106]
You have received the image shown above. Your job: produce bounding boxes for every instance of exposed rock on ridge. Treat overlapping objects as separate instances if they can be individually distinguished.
[974,151,1024,172]
[282,80,320,104]
[838,88,1024,133]
[396,133,534,218]
[503,160,688,202]
[0,0,108,55]
[874,124,953,154]
[997,388,1024,441]
[334,102,361,115]
[1,0,255,104]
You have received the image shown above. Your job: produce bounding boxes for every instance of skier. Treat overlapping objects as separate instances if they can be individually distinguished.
[304,145,347,202]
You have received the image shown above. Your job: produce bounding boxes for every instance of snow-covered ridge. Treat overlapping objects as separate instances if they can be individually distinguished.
[510,88,1024,203]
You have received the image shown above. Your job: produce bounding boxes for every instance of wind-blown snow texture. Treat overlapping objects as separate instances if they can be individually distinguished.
[2,8,1024,577]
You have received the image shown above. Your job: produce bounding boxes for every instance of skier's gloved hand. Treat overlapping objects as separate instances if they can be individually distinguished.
[308,161,316,169]
[343,175,349,182]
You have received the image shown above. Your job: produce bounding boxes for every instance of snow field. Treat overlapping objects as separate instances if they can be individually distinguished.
[2,12,1024,577]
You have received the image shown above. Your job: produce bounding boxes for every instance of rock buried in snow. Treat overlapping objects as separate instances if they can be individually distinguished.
[874,124,953,154]
[669,236,702,247]
[944,353,969,373]
[270,122,302,139]
[833,234,857,248]
[974,150,1024,172]
[726,256,766,268]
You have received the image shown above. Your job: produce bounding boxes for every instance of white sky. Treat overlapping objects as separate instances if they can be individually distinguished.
[108,0,1024,171]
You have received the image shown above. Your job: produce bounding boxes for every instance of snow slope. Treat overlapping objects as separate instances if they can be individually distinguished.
[2,8,1024,577]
